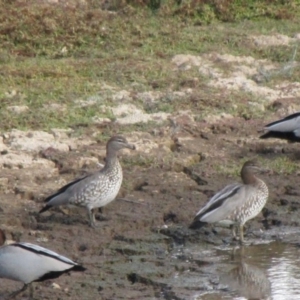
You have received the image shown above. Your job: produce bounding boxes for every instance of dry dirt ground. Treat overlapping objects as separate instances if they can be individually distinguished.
[1,111,300,299]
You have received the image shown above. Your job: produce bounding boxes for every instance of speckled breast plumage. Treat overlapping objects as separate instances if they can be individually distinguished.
[229,179,269,225]
[72,160,123,209]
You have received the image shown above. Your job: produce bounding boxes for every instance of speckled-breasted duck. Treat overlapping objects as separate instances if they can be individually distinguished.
[189,160,269,243]
[39,136,136,228]
[0,229,85,299]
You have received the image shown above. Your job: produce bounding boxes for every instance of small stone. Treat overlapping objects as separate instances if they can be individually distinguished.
[36,237,49,243]
[52,283,61,289]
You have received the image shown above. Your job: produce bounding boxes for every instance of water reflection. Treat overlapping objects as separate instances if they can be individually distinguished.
[220,247,271,300]
[268,249,300,300]
[220,242,300,300]
[170,239,300,300]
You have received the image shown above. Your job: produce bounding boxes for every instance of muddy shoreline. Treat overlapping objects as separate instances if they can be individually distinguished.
[1,120,300,299]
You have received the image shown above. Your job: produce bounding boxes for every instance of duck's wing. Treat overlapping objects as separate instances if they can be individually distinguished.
[39,173,94,213]
[199,184,258,224]
[0,243,85,284]
[265,112,300,132]
[260,112,300,140]
[12,243,81,266]
[190,183,242,229]
[44,174,90,203]
[195,183,242,218]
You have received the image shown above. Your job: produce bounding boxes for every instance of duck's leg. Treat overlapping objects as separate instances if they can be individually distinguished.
[239,225,245,245]
[88,208,97,228]
[231,225,237,239]
[8,284,29,299]
[29,284,34,299]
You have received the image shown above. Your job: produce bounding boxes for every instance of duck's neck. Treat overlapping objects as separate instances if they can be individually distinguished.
[104,149,119,170]
[241,168,257,185]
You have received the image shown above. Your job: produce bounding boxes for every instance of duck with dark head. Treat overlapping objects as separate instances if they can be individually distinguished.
[190,160,269,244]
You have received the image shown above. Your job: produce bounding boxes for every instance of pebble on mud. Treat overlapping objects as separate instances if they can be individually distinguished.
[51,283,61,289]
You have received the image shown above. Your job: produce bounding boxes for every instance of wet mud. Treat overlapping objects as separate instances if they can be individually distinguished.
[1,117,300,299]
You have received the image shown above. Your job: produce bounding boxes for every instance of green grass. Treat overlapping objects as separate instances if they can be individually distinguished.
[0,1,300,131]
[215,156,299,178]
[122,154,157,169]
[264,157,299,175]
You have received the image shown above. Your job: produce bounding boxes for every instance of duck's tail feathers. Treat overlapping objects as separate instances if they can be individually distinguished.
[39,205,52,214]
[260,131,298,141]
[72,265,86,272]
[189,219,206,230]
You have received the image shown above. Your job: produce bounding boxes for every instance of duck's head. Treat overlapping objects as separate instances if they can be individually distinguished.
[241,159,268,184]
[107,136,136,152]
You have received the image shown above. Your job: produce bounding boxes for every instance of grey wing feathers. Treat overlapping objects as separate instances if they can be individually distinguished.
[200,184,252,223]
[294,128,300,137]
[45,174,99,206]
[15,243,78,266]
[44,175,90,204]
[265,112,300,133]
[196,183,241,217]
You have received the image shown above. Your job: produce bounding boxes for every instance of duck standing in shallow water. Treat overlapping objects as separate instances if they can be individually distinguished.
[260,112,300,142]
[0,229,85,299]
[39,136,136,228]
[189,160,269,244]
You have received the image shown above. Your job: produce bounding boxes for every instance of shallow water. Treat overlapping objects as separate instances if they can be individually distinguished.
[182,241,300,300]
